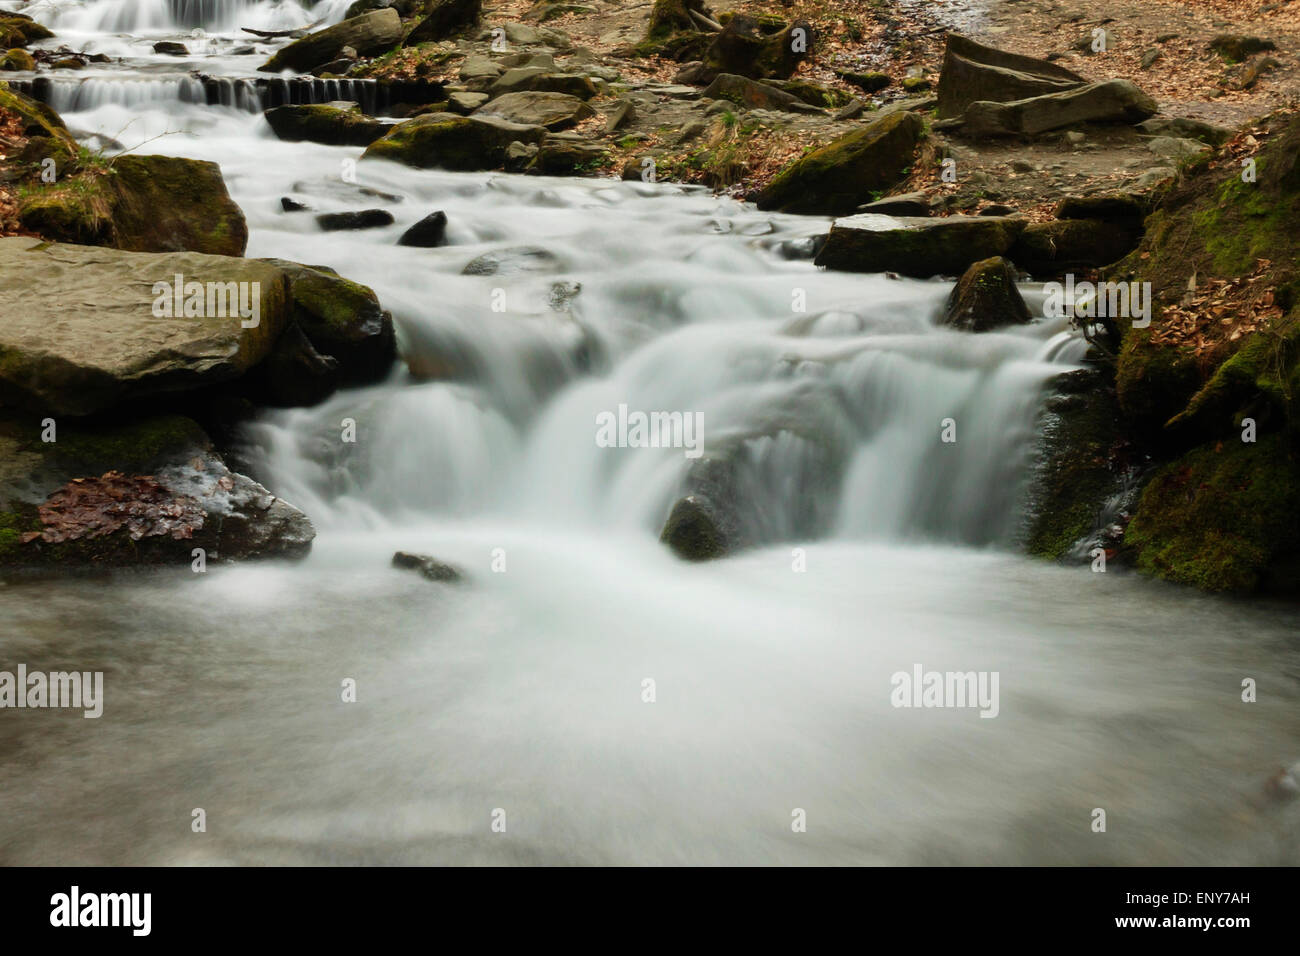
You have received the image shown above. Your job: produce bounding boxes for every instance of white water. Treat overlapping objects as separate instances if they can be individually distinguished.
[2,13,1299,866]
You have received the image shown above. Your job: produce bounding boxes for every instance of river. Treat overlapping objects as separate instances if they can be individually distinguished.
[1,0,1297,865]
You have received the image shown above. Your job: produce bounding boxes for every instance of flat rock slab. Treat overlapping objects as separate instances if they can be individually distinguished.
[814,214,1027,278]
[0,238,290,416]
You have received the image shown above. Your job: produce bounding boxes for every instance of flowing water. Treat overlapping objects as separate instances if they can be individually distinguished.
[2,0,1299,866]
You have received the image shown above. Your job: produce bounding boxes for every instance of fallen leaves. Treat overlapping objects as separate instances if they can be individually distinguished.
[1152,257,1283,354]
[22,472,206,545]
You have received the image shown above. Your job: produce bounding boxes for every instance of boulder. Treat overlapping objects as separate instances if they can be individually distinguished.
[936,33,1084,119]
[526,138,609,174]
[398,210,448,247]
[0,415,314,568]
[362,112,547,169]
[659,494,728,561]
[1209,34,1275,63]
[2,49,36,71]
[814,214,1027,277]
[447,90,489,114]
[488,68,598,99]
[0,15,53,49]
[19,154,248,257]
[264,103,389,146]
[252,323,339,407]
[406,0,482,45]
[701,73,823,113]
[941,256,1032,332]
[856,192,930,216]
[958,79,1158,137]
[473,91,594,131]
[755,111,923,216]
[1008,219,1142,275]
[259,9,404,73]
[1053,191,1147,224]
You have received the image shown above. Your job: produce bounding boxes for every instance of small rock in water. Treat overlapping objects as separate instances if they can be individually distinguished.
[392,551,463,583]
[316,209,395,231]
[153,41,189,56]
[281,197,311,212]
[397,210,448,247]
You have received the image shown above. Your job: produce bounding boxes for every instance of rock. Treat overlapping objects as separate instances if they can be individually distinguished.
[488,68,598,99]
[253,323,339,407]
[346,0,396,16]
[1054,191,1147,223]
[473,91,594,131]
[20,154,248,257]
[1,49,36,71]
[260,8,404,73]
[153,41,189,56]
[0,238,288,416]
[504,140,539,172]
[526,138,609,174]
[856,192,930,216]
[833,98,866,121]
[660,495,728,561]
[875,95,937,118]
[1007,218,1142,275]
[673,61,710,84]
[447,90,489,114]
[315,209,395,231]
[462,245,560,276]
[702,14,811,82]
[1229,56,1280,91]
[1146,135,1209,161]
[0,15,53,49]
[362,112,547,170]
[392,550,463,581]
[979,203,1016,216]
[837,70,890,94]
[1208,34,1275,63]
[775,79,851,109]
[1135,166,1176,189]
[0,417,315,568]
[406,0,482,44]
[936,33,1085,119]
[281,197,311,212]
[51,58,86,70]
[605,98,635,132]
[756,111,924,216]
[701,73,823,113]
[814,214,1027,278]
[459,54,502,83]
[264,103,389,147]
[398,210,449,247]
[261,260,396,385]
[1140,48,1161,70]
[942,256,1032,332]
[958,79,1157,137]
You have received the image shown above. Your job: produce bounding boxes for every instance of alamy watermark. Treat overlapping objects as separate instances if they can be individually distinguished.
[151,273,260,328]
[595,403,704,459]
[890,664,1000,718]
[0,665,103,718]
[1043,274,1151,329]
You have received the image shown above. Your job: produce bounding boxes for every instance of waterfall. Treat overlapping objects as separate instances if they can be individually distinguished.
[20,0,349,32]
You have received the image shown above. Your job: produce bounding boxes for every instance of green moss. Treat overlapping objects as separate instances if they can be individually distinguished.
[1114,324,1203,438]
[51,416,208,474]
[1125,433,1300,592]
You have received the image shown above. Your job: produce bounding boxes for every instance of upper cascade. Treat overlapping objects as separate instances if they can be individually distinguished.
[15,0,350,33]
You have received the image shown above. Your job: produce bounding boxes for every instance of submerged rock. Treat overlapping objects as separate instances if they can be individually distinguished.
[315,209,395,231]
[392,551,463,582]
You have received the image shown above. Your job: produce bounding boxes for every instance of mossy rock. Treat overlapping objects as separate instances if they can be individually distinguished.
[756,110,923,215]
[774,79,852,108]
[1007,218,1142,277]
[1,48,35,71]
[0,15,54,49]
[20,154,248,257]
[942,256,1031,332]
[632,30,712,62]
[1125,432,1300,592]
[1114,325,1203,441]
[264,103,389,147]
[362,112,546,170]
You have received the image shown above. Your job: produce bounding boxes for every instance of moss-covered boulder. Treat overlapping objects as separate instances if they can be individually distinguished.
[756,110,924,216]
[1124,434,1300,592]
[816,214,1026,278]
[942,256,1032,332]
[20,154,248,257]
[0,15,54,50]
[701,73,822,113]
[1,48,35,71]
[264,103,389,147]
[660,494,728,561]
[1008,218,1143,277]
[362,112,546,170]
[0,414,314,570]
[260,8,403,73]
